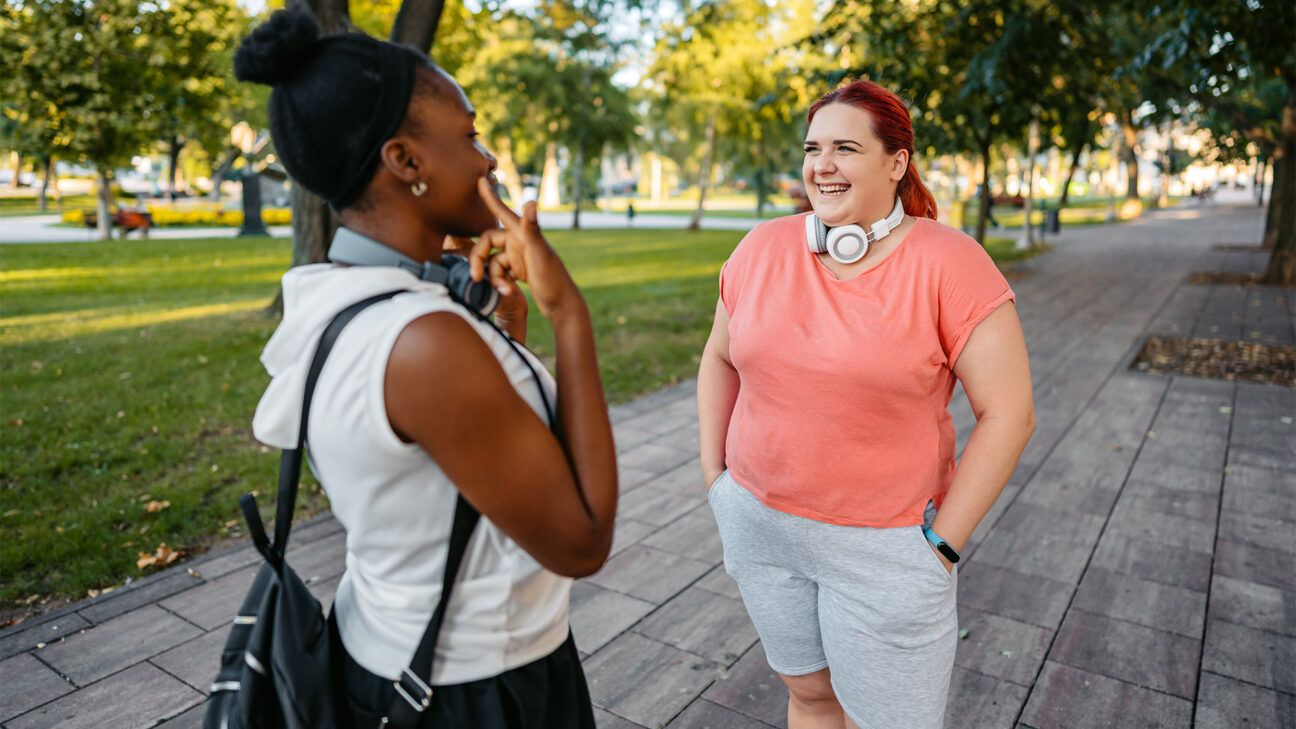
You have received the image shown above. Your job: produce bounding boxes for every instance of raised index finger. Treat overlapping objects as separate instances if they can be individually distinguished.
[477,176,521,228]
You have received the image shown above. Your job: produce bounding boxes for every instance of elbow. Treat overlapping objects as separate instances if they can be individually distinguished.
[548,529,614,579]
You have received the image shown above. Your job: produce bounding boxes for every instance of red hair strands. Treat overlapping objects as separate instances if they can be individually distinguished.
[808,80,938,220]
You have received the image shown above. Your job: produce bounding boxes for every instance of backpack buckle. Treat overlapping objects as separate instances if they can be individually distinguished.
[394,667,433,712]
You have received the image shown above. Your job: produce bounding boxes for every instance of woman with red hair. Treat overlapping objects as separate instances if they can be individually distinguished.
[698,79,1035,728]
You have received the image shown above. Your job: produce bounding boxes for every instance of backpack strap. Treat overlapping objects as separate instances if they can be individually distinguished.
[384,495,480,726]
[240,290,407,566]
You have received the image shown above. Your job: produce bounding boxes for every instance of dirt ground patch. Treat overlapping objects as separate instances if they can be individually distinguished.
[1131,335,1296,387]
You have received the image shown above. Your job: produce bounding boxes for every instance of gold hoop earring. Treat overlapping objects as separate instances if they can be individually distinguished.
[411,181,427,197]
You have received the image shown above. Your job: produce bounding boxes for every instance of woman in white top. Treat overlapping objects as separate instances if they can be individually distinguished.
[236,7,616,727]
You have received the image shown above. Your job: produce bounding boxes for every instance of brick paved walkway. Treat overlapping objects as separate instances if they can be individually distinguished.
[2,199,1292,728]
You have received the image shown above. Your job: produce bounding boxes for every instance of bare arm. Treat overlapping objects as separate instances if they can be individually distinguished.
[385,183,617,578]
[929,302,1035,569]
[698,298,740,488]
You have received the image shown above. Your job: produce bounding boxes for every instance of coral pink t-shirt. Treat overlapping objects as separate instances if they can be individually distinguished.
[720,214,1015,528]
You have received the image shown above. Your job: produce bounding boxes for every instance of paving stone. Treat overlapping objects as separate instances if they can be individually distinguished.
[665,699,771,728]
[584,545,713,605]
[150,627,230,693]
[1194,670,1296,729]
[1218,511,1296,555]
[943,667,1029,729]
[701,643,787,729]
[570,581,656,656]
[642,459,706,495]
[1020,661,1193,729]
[185,543,261,581]
[281,530,347,583]
[584,633,724,728]
[642,507,723,564]
[1105,503,1217,554]
[1201,619,1296,693]
[967,521,1097,585]
[1125,460,1223,494]
[954,607,1053,687]
[1222,463,1296,494]
[1228,444,1296,471]
[159,564,260,631]
[0,614,91,661]
[1087,532,1213,592]
[620,465,661,493]
[618,442,696,478]
[620,485,707,528]
[635,587,758,665]
[156,702,206,728]
[1072,567,1207,639]
[1016,478,1121,516]
[955,562,1072,630]
[77,571,205,625]
[695,566,742,602]
[0,653,74,721]
[4,662,202,729]
[37,604,203,686]
[1113,485,1220,523]
[1208,575,1296,638]
[1214,539,1296,592]
[1222,485,1296,523]
[610,519,658,558]
[1050,609,1200,699]
[595,706,647,729]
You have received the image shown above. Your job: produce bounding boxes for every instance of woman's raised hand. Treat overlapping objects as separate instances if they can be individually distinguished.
[471,177,581,320]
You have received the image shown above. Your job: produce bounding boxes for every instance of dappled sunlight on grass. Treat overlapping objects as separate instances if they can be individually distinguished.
[0,298,272,345]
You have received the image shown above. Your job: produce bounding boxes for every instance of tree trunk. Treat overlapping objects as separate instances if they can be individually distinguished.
[1254,156,1266,206]
[1022,118,1038,248]
[1121,115,1139,200]
[689,112,718,232]
[303,0,351,33]
[493,137,525,206]
[539,144,561,208]
[1059,143,1084,207]
[1262,156,1283,250]
[9,151,21,188]
[95,169,112,241]
[1261,94,1295,285]
[975,144,992,246]
[168,136,184,198]
[571,143,585,230]
[391,0,445,55]
[38,157,52,212]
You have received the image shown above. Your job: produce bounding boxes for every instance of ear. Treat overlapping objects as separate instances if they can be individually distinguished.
[890,149,910,182]
[378,135,423,186]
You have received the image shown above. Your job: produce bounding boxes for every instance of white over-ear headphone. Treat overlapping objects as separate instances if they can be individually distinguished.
[805,198,906,264]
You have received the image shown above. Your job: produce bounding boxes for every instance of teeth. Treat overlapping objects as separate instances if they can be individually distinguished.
[818,184,850,196]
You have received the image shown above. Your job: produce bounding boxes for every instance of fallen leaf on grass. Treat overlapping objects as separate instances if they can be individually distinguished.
[144,500,171,513]
[137,544,184,571]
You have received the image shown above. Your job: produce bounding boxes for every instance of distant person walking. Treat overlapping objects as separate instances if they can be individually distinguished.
[627,201,636,227]
[697,79,1035,728]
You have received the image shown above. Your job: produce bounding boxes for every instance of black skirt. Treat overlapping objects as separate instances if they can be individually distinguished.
[340,632,596,729]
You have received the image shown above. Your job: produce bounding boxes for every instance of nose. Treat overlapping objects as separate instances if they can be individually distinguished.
[813,153,835,177]
[482,145,498,172]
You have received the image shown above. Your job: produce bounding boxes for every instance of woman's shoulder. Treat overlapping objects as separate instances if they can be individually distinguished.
[905,217,999,268]
[730,213,809,261]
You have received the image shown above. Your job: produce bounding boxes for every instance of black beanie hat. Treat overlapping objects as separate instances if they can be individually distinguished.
[233,6,423,210]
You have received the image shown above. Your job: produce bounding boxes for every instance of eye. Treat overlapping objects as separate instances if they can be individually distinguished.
[837,145,856,153]
[803,145,818,154]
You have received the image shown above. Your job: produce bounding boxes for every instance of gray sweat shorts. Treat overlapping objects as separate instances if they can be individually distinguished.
[708,470,958,729]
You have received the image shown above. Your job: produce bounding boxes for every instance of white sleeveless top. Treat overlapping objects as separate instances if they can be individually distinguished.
[252,264,569,684]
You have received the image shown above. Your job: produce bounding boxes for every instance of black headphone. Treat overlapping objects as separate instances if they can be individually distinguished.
[328,228,500,316]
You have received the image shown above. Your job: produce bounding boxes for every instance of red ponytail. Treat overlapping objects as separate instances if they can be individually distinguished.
[808,79,938,220]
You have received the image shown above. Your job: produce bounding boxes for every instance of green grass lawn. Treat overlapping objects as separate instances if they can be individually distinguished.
[0,225,1038,608]
[0,194,97,218]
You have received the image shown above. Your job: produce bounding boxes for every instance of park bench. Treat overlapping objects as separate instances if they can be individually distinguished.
[82,208,153,238]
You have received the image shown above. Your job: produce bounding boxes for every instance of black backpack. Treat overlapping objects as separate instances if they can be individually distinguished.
[205,291,481,729]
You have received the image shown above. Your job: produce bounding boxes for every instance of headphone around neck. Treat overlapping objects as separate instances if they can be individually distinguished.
[805,198,906,265]
[328,228,500,316]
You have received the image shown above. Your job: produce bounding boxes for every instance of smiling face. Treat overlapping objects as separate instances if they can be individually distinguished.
[801,103,909,228]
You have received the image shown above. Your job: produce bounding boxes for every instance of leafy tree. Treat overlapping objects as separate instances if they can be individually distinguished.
[648,0,814,230]
[1144,0,1295,283]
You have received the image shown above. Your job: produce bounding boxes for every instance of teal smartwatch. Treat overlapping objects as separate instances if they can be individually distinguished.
[922,526,961,564]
